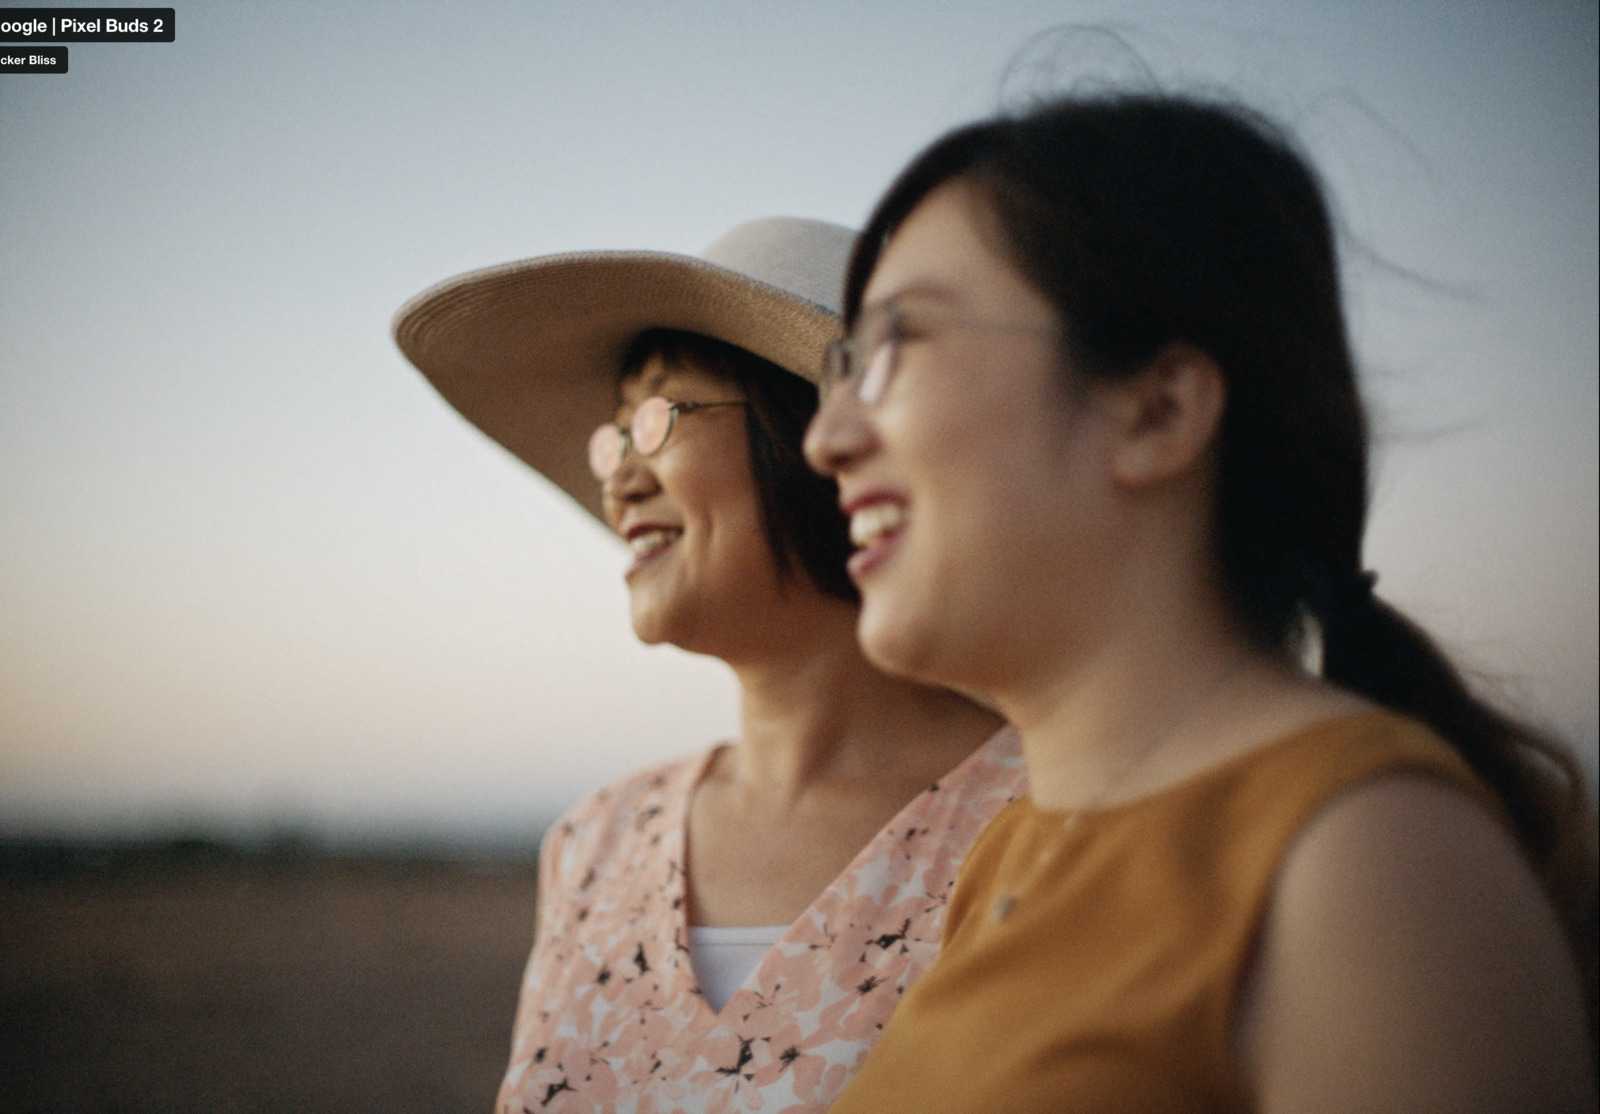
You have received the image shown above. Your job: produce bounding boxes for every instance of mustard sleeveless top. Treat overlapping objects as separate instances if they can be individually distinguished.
[826,712,1496,1114]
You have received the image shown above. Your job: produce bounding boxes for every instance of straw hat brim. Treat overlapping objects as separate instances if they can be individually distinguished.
[393,249,841,524]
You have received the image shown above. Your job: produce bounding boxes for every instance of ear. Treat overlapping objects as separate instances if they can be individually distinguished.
[1105,344,1226,488]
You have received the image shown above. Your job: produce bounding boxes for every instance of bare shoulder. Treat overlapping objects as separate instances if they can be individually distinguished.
[1238,774,1597,1114]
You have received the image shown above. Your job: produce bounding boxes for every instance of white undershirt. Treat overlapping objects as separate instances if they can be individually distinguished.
[687,924,787,1012]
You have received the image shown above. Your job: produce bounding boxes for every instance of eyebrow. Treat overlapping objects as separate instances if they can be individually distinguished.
[860,280,968,316]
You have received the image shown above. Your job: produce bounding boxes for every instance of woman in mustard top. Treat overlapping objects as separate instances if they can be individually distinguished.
[805,95,1596,1113]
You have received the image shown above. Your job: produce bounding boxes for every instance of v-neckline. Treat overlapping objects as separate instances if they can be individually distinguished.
[670,743,769,1024]
[670,728,1020,1025]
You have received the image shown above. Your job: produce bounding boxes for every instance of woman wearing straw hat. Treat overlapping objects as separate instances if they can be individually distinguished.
[394,218,1024,1113]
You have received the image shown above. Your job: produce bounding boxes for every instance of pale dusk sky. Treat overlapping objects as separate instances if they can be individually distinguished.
[1,0,1594,845]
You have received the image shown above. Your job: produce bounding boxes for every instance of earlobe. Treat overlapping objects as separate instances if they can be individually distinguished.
[1110,344,1226,486]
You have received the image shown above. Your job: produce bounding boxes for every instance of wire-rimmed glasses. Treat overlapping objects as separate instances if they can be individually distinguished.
[587,395,746,481]
[820,304,1059,405]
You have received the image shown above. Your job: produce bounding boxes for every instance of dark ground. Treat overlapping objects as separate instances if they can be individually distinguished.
[0,838,541,1114]
[3,835,1593,1112]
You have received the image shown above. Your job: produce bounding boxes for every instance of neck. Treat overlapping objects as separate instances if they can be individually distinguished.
[990,533,1287,812]
[724,600,1003,803]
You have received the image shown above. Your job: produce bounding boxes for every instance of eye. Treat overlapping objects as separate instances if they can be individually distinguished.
[882,310,940,355]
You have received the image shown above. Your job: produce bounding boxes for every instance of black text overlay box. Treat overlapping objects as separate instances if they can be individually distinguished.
[0,9,174,43]
[0,44,65,70]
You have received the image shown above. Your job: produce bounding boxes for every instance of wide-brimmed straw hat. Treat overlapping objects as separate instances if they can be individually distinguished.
[393,217,856,523]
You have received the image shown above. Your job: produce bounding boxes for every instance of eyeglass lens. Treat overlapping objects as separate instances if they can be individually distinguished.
[826,309,898,404]
[631,396,674,455]
[587,423,623,481]
[858,336,897,404]
[588,396,679,481]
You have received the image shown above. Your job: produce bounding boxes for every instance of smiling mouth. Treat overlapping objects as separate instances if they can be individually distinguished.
[849,502,905,549]
[627,527,682,566]
[847,502,906,581]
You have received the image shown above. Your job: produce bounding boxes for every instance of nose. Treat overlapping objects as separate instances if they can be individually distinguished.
[601,447,658,524]
[804,385,877,478]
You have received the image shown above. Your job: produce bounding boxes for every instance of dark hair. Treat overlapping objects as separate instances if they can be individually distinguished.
[619,328,857,605]
[848,94,1595,979]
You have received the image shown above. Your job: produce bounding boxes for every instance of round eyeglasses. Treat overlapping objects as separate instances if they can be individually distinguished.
[587,395,747,481]
[821,304,1059,406]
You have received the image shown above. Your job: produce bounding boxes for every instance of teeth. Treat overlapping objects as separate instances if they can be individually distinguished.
[628,528,680,556]
[849,502,905,547]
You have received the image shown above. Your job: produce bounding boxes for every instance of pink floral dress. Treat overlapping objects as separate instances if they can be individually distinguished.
[496,727,1026,1114]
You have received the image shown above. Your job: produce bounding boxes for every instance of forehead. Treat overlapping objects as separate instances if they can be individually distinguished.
[863,180,1046,319]
[617,353,735,408]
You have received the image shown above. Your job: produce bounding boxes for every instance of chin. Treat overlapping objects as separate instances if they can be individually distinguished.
[856,594,947,688]
[631,600,721,657]
[858,585,1009,702]
[628,600,673,647]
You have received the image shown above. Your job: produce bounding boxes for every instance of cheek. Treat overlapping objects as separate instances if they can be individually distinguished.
[890,381,1099,616]
[893,387,1060,542]
[667,453,767,560]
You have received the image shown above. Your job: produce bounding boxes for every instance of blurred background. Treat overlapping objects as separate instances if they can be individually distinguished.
[1,0,1595,1109]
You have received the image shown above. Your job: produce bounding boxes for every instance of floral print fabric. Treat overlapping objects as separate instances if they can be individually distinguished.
[496,727,1026,1114]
